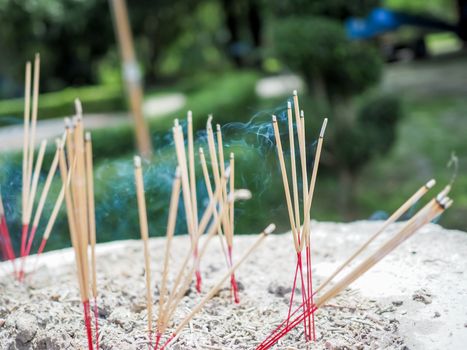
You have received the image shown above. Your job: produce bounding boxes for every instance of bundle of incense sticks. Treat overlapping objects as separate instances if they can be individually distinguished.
[0,56,65,280]
[57,101,99,350]
[133,155,275,349]
[270,90,328,341]
[201,117,240,302]
[171,113,240,300]
[257,183,453,349]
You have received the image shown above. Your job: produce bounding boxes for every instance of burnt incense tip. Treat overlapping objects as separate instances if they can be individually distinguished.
[445,199,454,209]
[293,89,298,96]
[230,152,234,159]
[74,99,82,116]
[440,184,451,198]
[134,155,142,168]
[264,223,276,235]
[425,179,436,189]
[175,166,181,178]
[320,118,328,138]
[300,110,304,118]
[187,110,192,121]
[64,117,71,129]
[207,114,213,127]
[85,132,91,142]
[287,101,292,109]
[199,147,204,155]
[272,115,277,122]
[436,195,450,208]
[174,118,179,127]
[216,124,221,132]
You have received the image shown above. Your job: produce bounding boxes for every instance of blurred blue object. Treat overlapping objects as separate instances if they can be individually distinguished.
[369,210,389,221]
[346,7,457,40]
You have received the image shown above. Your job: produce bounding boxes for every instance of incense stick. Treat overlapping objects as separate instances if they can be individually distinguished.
[21,140,47,262]
[187,111,198,232]
[22,61,32,228]
[156,167,181,347]
[287,102,300,239]
[272,115,299,251]
[314,178,436,295]
[19,144,60,279]
[58,140,93,350]
[198,147,229,267]
[134,155,153,345]
[258,191,452,350]
[161,224,275,349]
[85,132,99,349]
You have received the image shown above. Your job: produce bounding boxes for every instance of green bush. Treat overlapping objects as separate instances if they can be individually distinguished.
[274,16,382,99]
[333,94,404,173]
[0,85,125,126]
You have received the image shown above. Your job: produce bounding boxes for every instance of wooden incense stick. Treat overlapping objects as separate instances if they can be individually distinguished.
[134,155,153,344]
[22,61,32,231]
[85,132,99,349]
[187,111,198,232]
[300,118,328,250]
[160,175,234,329]
[258,191,452,350]
[0,189,15,266]
[21,139,47,260]
[272,115,299,251]
[286,101,300,236]
[198,147,229,266]
[314,178,436,295]
[26,54,41,208]
[172,122,194,237]
[161,224,276,349]
[229,152,235,247]
[315,195,451,308]
[216,124,232,240]
[58,140,94,350]
[20,144,60,279]
[155,168,181,347]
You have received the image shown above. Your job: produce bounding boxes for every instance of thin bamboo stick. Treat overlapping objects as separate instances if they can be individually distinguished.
[133,155,153,340]
[22,145,60,265]
[272,115,299,251]
[287,101,300,237]
[315,195,451,308]
[163,224,275,348]
[187,111,198,232]
[229,152,235,247]
[58,141,86,301]
[173,123,194,238]
[299,118,327,250]
[25,140,48,227]
[216,124,232,242]
[298,110,308,236]
[162,180,236,327]
[22,61,32,225]
[157,167,181,334]
[198,148,229,266]
[85,132,97,299]
[314,178,436,295]
[26,54,40,205]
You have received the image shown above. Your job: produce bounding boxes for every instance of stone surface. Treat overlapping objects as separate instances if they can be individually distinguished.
[0,221,466,349]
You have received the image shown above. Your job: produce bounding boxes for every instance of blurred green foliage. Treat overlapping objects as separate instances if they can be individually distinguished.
[275,16,382,99]
[0,85,124,126]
